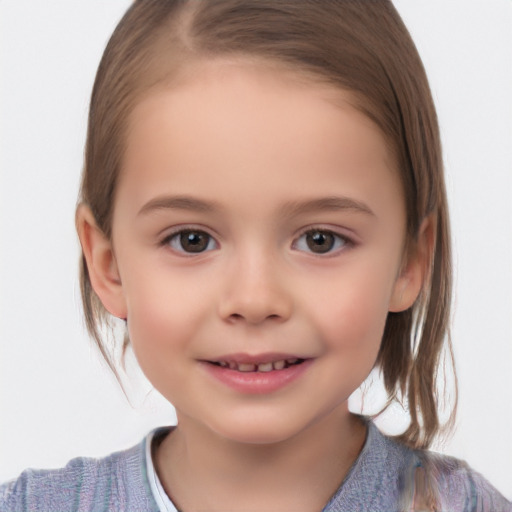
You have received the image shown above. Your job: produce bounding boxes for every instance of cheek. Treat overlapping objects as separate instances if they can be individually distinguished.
[304,265,394,356]
[124,288,203,402]
[121,266,213,369]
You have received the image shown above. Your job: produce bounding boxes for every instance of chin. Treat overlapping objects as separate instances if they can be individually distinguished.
[207,410,313,446]
[216,426,299,446]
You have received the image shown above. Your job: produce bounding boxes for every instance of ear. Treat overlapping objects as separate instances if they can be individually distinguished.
[76,204,127,319]
[389,216,435,313]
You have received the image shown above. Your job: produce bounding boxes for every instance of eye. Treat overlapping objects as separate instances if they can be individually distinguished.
[164,229,217,254]
[294,229,350,255]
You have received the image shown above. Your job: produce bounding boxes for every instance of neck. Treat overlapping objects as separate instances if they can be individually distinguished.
[154,408,367,512]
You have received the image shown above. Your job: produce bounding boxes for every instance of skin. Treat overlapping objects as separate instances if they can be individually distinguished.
[77,59,429,512]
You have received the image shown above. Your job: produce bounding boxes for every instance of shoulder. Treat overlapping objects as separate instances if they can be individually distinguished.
[380,423,512,512]
[0,432,161,512]
[417,449,512,512]
[325,420,511,512]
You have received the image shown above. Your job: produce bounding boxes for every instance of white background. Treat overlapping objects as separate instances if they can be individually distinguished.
[1,0,511,500]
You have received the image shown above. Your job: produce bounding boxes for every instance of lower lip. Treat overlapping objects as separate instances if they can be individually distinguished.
[200,359,314,394]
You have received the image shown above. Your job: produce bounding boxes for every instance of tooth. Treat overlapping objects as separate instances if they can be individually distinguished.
[257,362,273,372]
[218,361,228,367]
[273,360,285,370]
[238,363,256,372]
[286,358,299,365]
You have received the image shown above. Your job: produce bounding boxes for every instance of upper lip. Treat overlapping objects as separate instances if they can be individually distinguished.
[204,352,309,364]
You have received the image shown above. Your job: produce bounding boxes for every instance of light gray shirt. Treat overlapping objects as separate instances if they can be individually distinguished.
[1,421,510,511]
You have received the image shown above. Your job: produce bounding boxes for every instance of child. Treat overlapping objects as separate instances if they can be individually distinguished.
[1,0,511,510]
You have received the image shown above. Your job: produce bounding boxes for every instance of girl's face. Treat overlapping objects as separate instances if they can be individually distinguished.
[89,60,424,444]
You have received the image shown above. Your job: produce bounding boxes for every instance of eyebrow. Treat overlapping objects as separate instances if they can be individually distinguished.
[138,195,220,216]
[137,194,375,217]
[279,196,375,218]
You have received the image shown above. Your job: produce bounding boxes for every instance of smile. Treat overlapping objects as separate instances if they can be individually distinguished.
[210,358,305,373]
[201,355,313,394]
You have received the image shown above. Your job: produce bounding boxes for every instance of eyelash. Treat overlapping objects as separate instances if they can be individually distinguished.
[160,226,354,256]
[292,227,354,256]
[160,226,219,255]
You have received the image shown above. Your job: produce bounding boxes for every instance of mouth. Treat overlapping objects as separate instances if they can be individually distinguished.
[201,355,314,394]
[207,358,306,373]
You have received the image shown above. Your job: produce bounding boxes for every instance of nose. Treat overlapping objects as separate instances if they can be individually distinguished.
[218,249,293,325]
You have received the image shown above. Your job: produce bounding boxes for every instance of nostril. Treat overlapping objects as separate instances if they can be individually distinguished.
[219,288,293,325]
[228,313,244,323]
[227,312,283,324]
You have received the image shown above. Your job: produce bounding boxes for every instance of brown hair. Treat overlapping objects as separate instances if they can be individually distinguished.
[78,0,456,450]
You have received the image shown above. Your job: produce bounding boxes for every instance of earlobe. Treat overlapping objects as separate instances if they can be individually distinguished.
[389,216,435,313]
[76,205,127,319]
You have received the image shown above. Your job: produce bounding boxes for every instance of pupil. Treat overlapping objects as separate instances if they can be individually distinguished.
[306,231,334,253]
[180,231,208,252]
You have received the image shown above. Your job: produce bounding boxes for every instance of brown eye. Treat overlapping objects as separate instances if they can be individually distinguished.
[294,229,349,255]
[181,231,209,252]
[305,231,335,253]
[166,230,216,253]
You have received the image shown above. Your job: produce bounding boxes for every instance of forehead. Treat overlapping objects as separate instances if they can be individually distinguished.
[124,57,392,160]
[117,59,402,220]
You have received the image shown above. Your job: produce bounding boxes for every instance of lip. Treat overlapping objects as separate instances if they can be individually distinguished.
[208,352,306,365]
[199,355,314,394]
